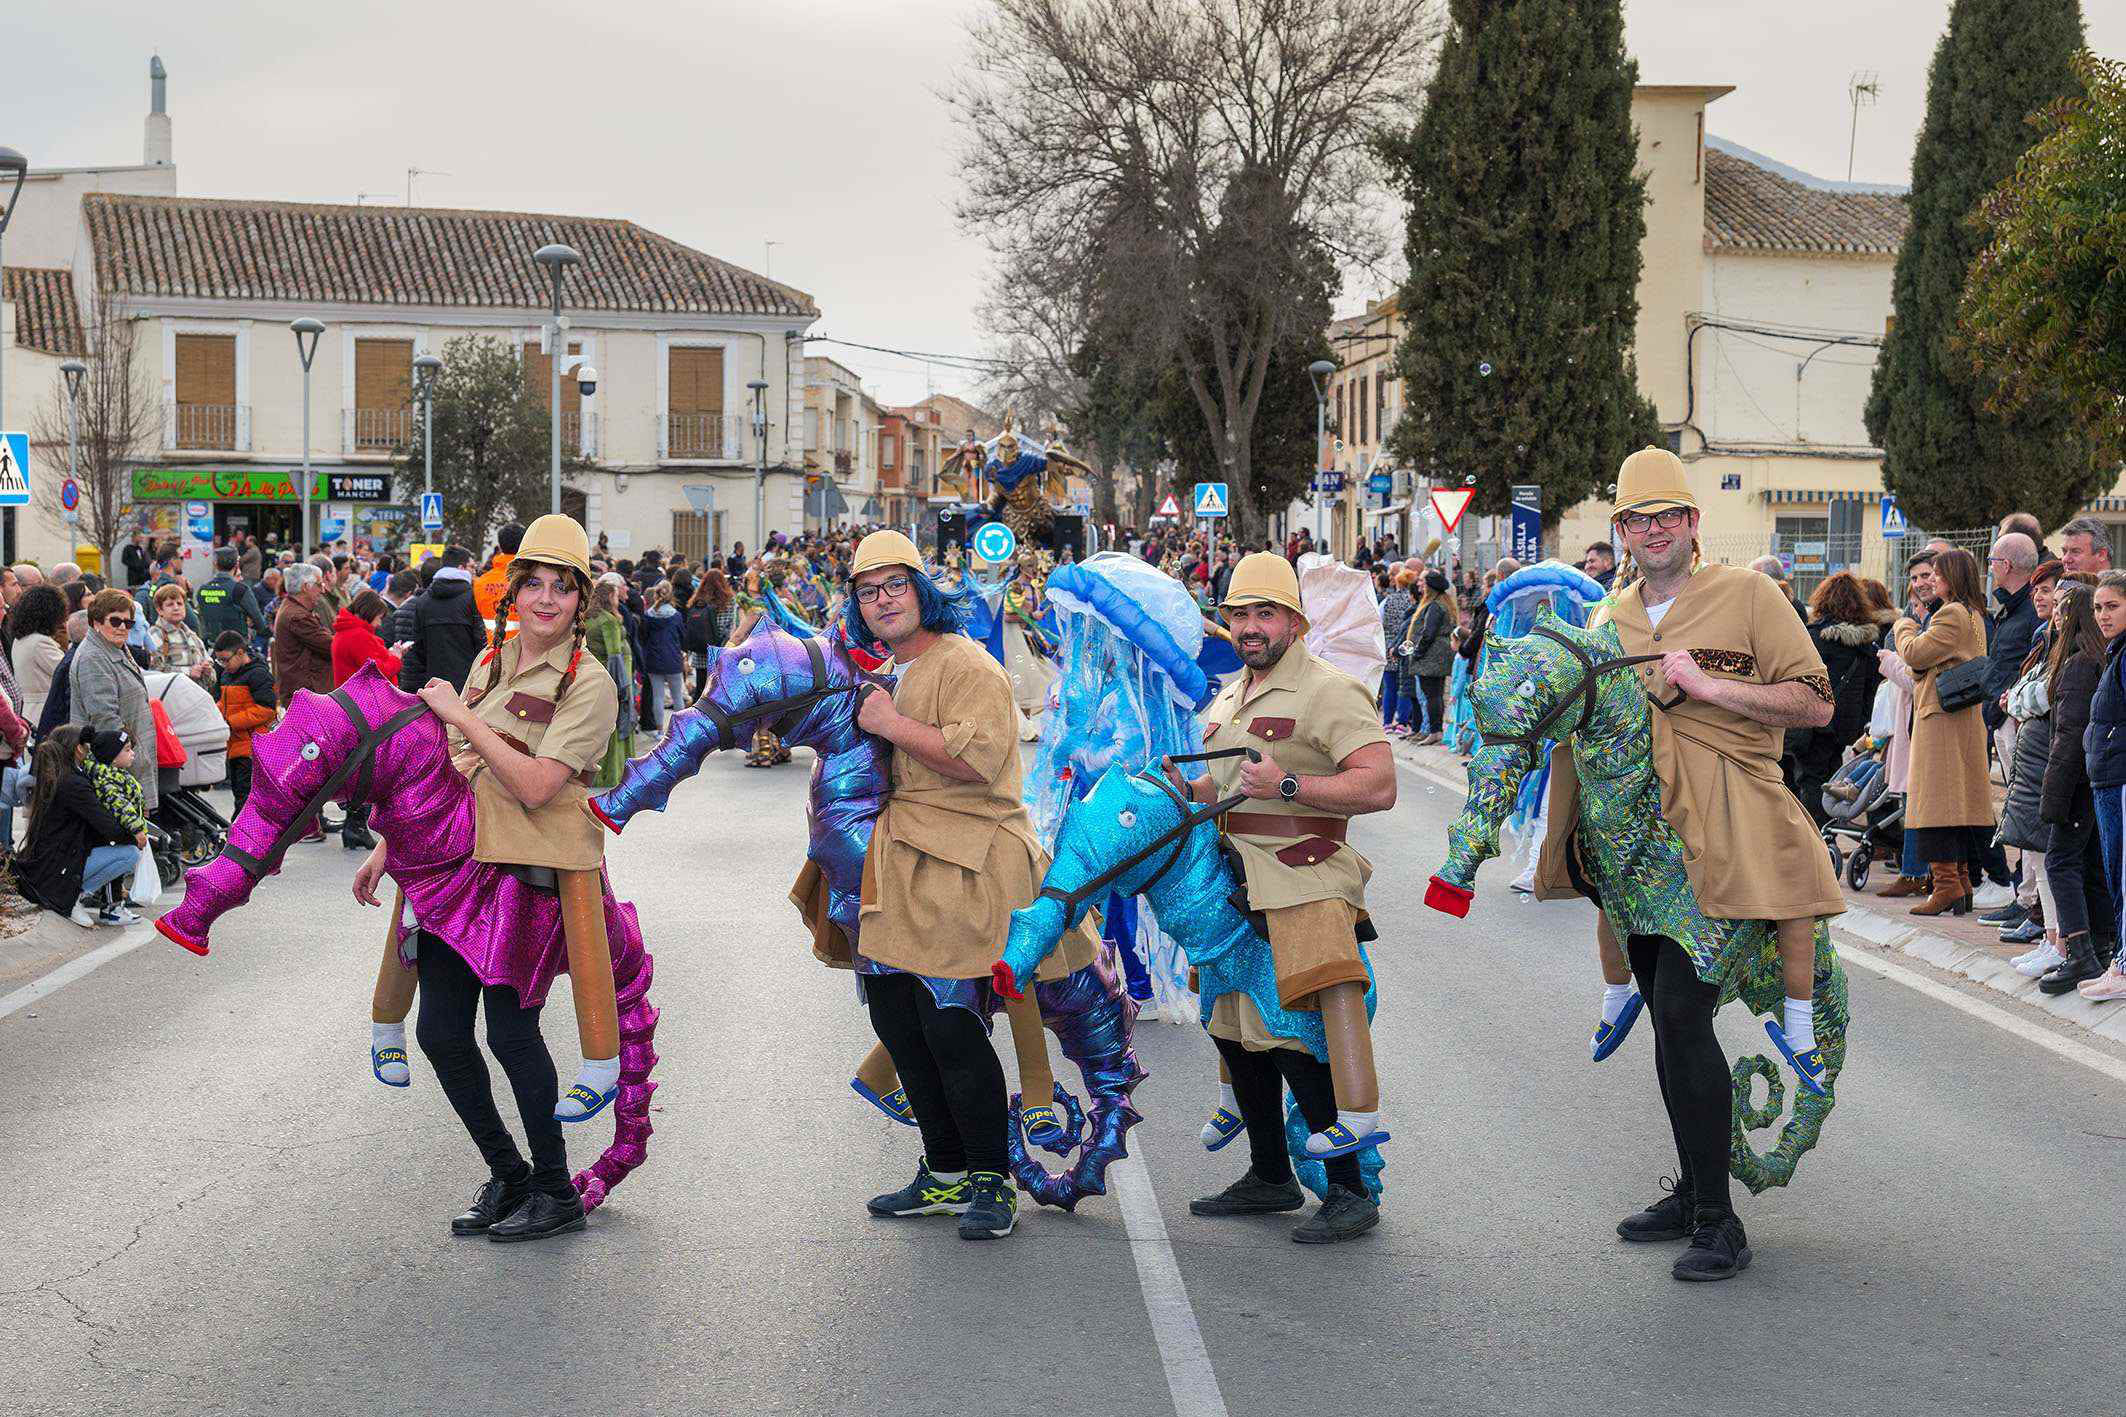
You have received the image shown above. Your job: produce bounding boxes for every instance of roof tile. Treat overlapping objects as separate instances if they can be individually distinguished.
[1702,148,1909,256]
[1,266,86,356]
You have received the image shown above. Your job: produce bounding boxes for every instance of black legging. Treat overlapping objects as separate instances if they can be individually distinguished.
[1626,934,1731,1216]
[864,971,1009,1175]
[414,932,570,1197]
[1214,1035,1363,1194]
[1417,674,1446,736]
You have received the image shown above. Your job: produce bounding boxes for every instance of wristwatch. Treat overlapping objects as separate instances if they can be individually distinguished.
[1278,773,1300,802]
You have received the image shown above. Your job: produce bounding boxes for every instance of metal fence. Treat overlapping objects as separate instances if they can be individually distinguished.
[1700,527,1998,599]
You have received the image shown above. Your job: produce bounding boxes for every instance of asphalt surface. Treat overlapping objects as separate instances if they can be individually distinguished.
[4,747,2123,1416]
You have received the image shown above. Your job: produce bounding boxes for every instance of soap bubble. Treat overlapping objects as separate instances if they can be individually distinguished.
[1478,361,1493,377]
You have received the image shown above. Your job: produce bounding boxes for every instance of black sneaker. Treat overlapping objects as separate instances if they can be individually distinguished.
[1978,903,2027,927]
[1617,1176,1694,1242]
[1189,1168,1306,1216]
[1291,1184,1379,1244]
[866,1159,971,1218]
[957,1171,1017,1240]
[1671,1207,1752,1281]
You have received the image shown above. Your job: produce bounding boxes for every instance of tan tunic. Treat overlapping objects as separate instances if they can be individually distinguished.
[1202,643,1387,1008]
[1892,603,1993,829]
[452,635,618,870]
[857,633,1098,981]
[1535,563,1843,921]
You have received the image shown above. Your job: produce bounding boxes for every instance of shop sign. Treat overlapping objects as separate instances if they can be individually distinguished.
[329,473,392,501]
[131,468,328,502]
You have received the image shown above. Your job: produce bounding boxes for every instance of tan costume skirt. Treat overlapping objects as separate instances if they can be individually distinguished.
[1202,899,1367,1051]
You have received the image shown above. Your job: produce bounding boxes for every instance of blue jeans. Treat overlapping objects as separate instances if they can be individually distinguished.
[0,763,29,853]
[1900,827,1925,880]
[1379,671,1415,729]
[81,843,142,899]
[2095,783,2123,919]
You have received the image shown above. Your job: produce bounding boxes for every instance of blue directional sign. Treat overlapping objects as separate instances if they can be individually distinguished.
[971,519,1017,563]
[419,491,445,531]
[1368,471,1392,495]
[1194,482,1230,518]
[0,432,30,507]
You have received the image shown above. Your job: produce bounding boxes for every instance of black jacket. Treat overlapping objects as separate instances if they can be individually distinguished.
[196,573,267,645]
[397,574,483,693]
[15,766,137,911]
[1983,582,2039,730]
[2045,655,2103,824]
[36,644,75,740]
[2086,635,2126,790]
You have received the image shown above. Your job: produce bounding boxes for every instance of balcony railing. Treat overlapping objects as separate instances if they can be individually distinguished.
[165,402,250,451]
[347,408,413,452]
[662,412,747,461]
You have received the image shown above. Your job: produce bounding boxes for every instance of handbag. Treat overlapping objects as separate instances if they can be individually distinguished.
[149,696,187,768]
[1934,656,1989,714]
[128,846,162,908]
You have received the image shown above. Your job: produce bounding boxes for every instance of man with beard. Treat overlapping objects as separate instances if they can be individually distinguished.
[1536,447,1839,1282]
[1167,552,1396,1243]
[847,531,1097,1242]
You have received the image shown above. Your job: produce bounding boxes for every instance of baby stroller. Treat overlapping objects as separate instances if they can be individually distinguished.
[1821,742,1904,891]
[146,670,231,889]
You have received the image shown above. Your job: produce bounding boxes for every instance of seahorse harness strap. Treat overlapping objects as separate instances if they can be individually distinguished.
[220,689,432,882]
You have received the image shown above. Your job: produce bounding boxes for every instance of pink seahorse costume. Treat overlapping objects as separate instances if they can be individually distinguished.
[155,664,658,1209]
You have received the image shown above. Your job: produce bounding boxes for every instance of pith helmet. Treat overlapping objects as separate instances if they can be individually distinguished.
[1612,447,1698,520]
[513,514,591,578]
[852,530,924,578]
[1220,551,1309,630]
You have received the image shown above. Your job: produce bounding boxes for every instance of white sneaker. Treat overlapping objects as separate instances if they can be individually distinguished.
[1970,881,2015,911]
[98,905,140,926]
[68,901,98,928]
[2014,942,2066,977]
[1510,860,1538,894]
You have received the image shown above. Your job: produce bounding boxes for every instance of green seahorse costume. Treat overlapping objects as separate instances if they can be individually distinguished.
[1426,602,1848,1194]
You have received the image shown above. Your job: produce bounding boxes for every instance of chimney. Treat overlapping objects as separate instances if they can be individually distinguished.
[144,54,173,166]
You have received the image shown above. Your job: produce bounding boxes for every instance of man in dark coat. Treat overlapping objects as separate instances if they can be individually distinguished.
[197,547,268,647]
[1983,532,2040,736]
[397,545,483,693]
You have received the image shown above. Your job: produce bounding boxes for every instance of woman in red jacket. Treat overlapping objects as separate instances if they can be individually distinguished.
[329,589,406,850]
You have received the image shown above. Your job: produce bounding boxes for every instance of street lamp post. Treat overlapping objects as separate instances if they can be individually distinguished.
[1307,358,1336,552]
[748,379,769,549]
[290,318,325,553]
[0,147,30,442]
[60,359,85,558]
[532,244,582,517]
[413,353,443,497]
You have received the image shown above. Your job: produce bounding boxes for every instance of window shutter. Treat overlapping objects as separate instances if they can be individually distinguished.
[668,347,726,414]
[355,339,413,411]
[174,334,236,406]
[522,341,583,416]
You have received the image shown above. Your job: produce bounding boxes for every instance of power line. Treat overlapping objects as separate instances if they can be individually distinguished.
[802,334,1015,373]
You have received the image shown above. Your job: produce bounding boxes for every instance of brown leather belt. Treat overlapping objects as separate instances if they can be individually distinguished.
[1224,812,1348,843]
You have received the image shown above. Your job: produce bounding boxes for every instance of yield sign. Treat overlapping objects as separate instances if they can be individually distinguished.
[1156,493,1182,518]
[1428,486,1475,533]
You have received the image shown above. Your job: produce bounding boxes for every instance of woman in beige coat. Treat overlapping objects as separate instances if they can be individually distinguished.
[1891,548,1993,915]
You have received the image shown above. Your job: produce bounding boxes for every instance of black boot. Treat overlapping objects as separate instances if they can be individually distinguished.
[341,804,377,851]
[1616,1175,1694,1242]
[1672,1206,1752,1281]
[1189,1168,1305,1216]
[2039,932,2105,995]
[450,1169,530,1236]
[487,1188,587,1243]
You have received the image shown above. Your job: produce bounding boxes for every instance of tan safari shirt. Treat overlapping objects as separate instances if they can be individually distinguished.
[1535,563,1843,920]
[858,633,1098,981]
[1202,641,1388,913]
[452,634,618,871]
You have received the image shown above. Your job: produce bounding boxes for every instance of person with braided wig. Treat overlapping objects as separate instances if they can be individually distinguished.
[351,513,624,1243]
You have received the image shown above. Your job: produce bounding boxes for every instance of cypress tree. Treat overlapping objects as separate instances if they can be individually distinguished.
[1380,0,1659,525]
[1864,0,2092,530]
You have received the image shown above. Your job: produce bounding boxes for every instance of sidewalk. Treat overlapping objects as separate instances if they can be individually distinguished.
[1390,734,2126,1046]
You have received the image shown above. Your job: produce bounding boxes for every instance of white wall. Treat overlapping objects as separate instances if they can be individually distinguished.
[1696,252,1894,451]
[4,165,178,273]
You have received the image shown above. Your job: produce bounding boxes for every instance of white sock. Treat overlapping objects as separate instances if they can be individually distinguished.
[370,1023,409,1084]
[1782,997,1816,1055]
[1601,982,1636,1025]
[1328,1108,1377,1139]
[927,1165,968,1183]
[1216,1082,1239,1115]
[573,1055,622,1096]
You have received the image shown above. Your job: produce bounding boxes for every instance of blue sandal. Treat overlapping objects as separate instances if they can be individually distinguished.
[1021,1104,1066,1148]
[371,1045,410,1088]
[555,1082,618,1123]
[1591,992,1644,1062]
[1763,1019,1829,1097]
[1303,1121,1391,1159]
[852,1077,917,1127]
[1199,1106,1245,1152]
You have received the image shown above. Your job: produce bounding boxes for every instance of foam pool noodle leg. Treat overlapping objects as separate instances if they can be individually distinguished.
[1005,991,1057,1113]
[854,1041,899,1096]
[558,870,620,1064]
[1318,981,1381,1113]
[370,888,417,1025]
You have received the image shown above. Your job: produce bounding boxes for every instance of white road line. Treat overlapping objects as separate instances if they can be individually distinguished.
[1110,1150,1230,1417]
[0,923,161,1022]
[1835,942,2126,1088]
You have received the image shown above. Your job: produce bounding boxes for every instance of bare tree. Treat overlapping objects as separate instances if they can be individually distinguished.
[951,0,1439,540]
[974,264,1126,522]
[32,296,156,571]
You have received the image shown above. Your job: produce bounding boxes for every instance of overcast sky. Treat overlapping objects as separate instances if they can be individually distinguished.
[8,1,2121,407]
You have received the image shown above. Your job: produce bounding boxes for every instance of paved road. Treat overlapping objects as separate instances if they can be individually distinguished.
[4,749,2123,1416]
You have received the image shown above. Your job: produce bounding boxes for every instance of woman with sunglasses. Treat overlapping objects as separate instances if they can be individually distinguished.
[69,589,158,822]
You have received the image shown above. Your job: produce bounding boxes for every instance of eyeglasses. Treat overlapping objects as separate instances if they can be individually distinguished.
[854,575,915,605]
[103,616,133,629]
[1618,508,1691,534]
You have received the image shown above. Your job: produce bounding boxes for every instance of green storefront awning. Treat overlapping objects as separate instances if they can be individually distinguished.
[132,468,396,502]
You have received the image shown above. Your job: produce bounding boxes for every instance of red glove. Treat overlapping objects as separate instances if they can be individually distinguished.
[990,960,1023,1000]
[1425,876,1473,918]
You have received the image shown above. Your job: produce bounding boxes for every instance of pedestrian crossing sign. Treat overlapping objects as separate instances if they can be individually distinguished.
[1193,482,1229,518]
[0,433,30,506]
[419,491,445,531]
[1156,493,1182,520]
[1880,494,1907,540]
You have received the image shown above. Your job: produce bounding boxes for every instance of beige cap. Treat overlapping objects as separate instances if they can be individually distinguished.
[513,514,591,578]
[1612,447,1698,520]
[851,530,924,578]
[1219,551,1309,630]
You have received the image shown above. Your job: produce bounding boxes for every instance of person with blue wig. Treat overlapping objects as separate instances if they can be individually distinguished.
[844,531,1101,1241]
